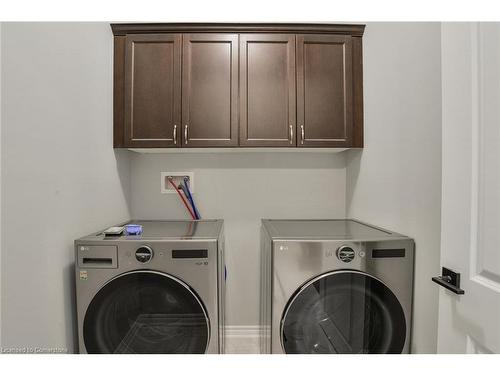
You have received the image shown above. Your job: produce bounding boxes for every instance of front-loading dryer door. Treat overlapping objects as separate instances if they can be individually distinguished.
[83,270,210,354]
[281,270,406,354]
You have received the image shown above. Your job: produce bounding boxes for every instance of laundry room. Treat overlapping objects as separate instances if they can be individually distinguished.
[1,1,500,368]
[0,20,441,355]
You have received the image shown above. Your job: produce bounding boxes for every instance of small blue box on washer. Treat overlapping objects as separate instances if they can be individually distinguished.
[125,224,143,235]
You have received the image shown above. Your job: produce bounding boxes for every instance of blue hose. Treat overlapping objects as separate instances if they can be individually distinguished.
[179,184,198,219]
[182,178,201,220]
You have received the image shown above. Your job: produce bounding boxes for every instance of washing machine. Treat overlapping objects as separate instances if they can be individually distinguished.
[260,219,414,354]
[75,220,225,354]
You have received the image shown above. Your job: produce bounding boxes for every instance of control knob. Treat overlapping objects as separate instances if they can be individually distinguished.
[135,246,153,263]
[336,246,355,263]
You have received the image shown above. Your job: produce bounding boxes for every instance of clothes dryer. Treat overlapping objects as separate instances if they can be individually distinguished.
[75,220,225,354]
[260,219,414,354]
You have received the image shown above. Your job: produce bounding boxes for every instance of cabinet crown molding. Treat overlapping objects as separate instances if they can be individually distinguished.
[110,23,366,36]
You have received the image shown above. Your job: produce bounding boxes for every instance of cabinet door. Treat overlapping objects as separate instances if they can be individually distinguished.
[297,34,353,147]
[182,34,238,147]
[124,34,181,147]
[240,34,296,147]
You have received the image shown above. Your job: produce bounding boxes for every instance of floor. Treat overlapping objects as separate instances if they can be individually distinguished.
[225,326,260,354]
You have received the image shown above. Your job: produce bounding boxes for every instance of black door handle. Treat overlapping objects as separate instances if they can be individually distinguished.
[432,267,465,295]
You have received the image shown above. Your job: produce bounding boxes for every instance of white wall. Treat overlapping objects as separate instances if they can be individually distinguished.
[130,151,347,327]
[346,23,442,353]
[0,22,3,348]
[0,23,131,352]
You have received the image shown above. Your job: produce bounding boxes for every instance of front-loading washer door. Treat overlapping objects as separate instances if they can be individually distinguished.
[83,270,209,354]
[281,270,406,354]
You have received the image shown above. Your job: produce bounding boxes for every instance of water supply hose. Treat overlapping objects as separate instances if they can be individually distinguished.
[183,177,201,219]
[167,177,196,220]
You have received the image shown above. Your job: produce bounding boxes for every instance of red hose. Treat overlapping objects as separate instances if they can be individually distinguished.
[167,178,196,219]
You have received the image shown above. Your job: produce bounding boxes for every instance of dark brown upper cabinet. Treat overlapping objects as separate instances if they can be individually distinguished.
[124,34,181,148]
[239,34,296,147]
[112,23,365,149]
[182,34,238,147]
[297,34,353,147]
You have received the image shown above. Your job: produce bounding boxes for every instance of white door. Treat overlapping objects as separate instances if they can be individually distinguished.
[438,22,500,353]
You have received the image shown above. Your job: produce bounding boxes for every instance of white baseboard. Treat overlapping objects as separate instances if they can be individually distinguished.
[225,325,260,354]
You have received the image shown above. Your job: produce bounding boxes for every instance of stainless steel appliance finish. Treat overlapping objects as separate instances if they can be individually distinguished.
[75,220,225,354]
[260,219,414,354]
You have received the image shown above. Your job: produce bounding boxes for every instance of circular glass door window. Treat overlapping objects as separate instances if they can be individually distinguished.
[83,271,209,354]
[281,271,406,354]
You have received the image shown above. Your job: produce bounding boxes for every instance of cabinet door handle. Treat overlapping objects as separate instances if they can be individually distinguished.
[173,124,177,145]
[184,124,189,145]
[300,125,305,145]
[289,125,293,144]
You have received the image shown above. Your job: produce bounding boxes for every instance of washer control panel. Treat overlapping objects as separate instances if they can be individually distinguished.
[336,246,356,263]
[135,246,153,263]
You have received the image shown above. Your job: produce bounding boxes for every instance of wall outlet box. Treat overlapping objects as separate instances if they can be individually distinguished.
[161,172,195,194]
